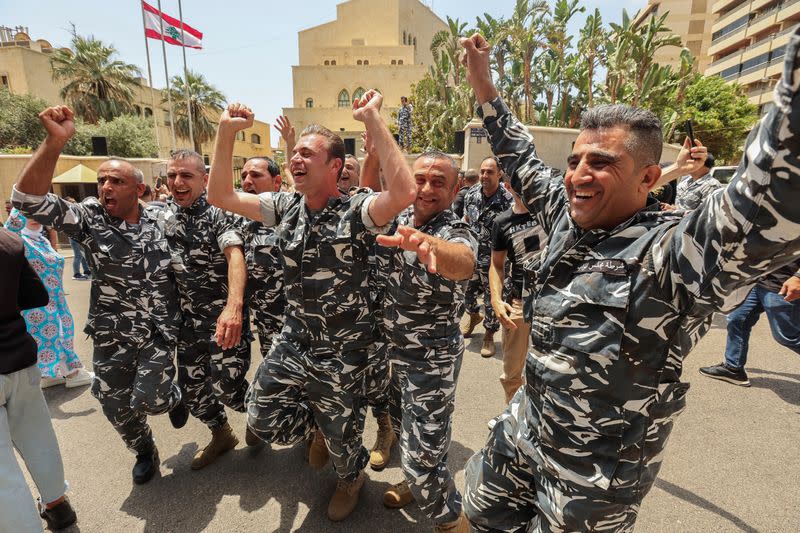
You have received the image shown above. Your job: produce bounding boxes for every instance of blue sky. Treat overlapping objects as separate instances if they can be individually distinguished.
[2,0,645,147]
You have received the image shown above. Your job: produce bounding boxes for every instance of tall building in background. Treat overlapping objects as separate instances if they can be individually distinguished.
[632,1,716,72]
[282,0,447,154]
[704,0,800,115]
[0,25,270,165]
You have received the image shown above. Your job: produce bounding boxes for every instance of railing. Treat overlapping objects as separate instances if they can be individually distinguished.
[750,3,781,25]
[712,20,749,44]
[714,1,752,31]
[710,49,743,68]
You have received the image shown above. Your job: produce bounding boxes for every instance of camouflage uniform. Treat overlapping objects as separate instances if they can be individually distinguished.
[365,238,393,418]
[674,172,724,210]
[463,182,514,333]
[398,103,413,150]
[11,190,181,455]
[246,191,386,481]
[380,207,477,525]
[240,216,287,357]
[463,33,800,532]
[161,194,250,428]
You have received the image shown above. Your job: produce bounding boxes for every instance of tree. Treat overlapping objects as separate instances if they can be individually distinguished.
[431,16,468,88]
[163,70,225,153]
[676,75,758,162]
[63,115,158,158]
[0,88,48,152]
[50,34,141,124]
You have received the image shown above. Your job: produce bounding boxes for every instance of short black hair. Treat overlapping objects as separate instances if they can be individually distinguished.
[247,156,281,178]
[169,149,206,174]
[580,104,663,167]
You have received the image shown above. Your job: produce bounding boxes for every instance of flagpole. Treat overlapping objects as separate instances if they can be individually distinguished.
[177,0,194,152]
[140,1,162,157]
[157,0,177,150]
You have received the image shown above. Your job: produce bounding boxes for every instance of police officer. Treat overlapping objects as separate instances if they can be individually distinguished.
[370,151,475,533]
[13,105,185,485]
[163,149,250,470]
[206,90,415,522]
[398,96,413,151]
[459,32,800,532]
[462,156,513,357]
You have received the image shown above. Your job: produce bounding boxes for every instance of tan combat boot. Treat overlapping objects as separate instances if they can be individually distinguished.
[434,512,470,533]
[191,421,238,470]
[327,470,366,522]
[306,428,330,469]
[461,312,482,337]
[369,412,397,470]
[383,480,414,509]
[480,331,496,358]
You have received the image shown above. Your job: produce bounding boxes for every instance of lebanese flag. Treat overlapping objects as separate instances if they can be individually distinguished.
[142,1,203,49]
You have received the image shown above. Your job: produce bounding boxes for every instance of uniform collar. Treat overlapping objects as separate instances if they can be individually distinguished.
[172,193,209,216]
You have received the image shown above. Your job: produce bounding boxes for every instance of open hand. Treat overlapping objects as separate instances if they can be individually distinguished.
[274,115,295,144]
[377,225,438,273]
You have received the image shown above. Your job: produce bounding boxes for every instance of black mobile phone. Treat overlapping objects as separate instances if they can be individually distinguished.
[684,119,695,146]
[156,177,162,188]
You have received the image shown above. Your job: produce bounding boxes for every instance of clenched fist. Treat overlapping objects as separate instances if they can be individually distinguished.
[352,89,383,122]
[39,106,76,145]
[220,103,254,132]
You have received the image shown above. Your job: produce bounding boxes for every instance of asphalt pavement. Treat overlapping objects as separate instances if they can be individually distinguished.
[19,273,800,532]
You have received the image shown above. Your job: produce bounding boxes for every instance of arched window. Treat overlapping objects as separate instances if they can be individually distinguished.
[413,37,417,47]
[251,133,261,144]
[144,107,153,118]
[306,98,314,108]
[398,59,403,65]
[324,60,330,66]
[363,59,369,65]
[357,59,363,65]
[235,131,245,141]
[352,87,366,102]
[337,89,350,108]
[330,60,337,65]
[134,105,142,116]
[403,31,407,44]
[391,59,397,65]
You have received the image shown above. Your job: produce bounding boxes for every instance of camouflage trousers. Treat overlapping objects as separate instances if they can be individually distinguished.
[399,122,412,149]
[388,335,464,525]
[91,335,181,455]
[365,336,390,418]
[253,312,284,359]
[464,389,639,532]
[246,335,370,480]
[465,262,499,333]
[177,324,251,428]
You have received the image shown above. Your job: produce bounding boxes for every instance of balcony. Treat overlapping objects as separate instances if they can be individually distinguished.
[713,2,753,33]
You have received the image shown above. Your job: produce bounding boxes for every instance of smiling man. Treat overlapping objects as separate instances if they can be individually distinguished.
[460,31,800,532]
[161,149,250,470]
[12,106,184,485]
[338,154,361,194]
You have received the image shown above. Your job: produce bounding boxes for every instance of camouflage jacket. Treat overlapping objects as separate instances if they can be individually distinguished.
[463,182,513,266]
[258,190,386,353]
[239,217,287,326]
[160,194,244,331]
[477,32,800,504]
[380,207,477,357]
[674,173,723,210]
[11,189,181,344]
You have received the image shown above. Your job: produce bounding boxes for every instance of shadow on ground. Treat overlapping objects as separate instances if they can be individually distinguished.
[654,479,758,533]
[42,385,96,420]
[747,368,800,406]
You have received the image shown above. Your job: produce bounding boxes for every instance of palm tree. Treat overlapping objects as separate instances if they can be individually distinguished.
[431,16,468,88]
[163,70,225,153]
[50,35,141,124]
[577,8,606,109]
[508,0,549,124]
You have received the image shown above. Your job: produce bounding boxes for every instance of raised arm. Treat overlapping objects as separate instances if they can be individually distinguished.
[353,90,416,227]
[275,115,296,175]
[17,106,75,196]
[359,131,382,192]
[651,137,708,190]
[207,103,264,222]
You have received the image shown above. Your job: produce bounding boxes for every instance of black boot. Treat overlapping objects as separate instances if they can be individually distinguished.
[39,497,77,530]
[168,400,189,429]
[132,447,160,485]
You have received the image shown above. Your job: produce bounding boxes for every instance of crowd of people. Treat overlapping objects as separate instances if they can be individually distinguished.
[3,30,800,533]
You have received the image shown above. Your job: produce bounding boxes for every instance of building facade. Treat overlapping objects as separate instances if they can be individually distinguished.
[282,0,447,154]
[0,25,270,167]
[704,0,800,115]
[632,1,717,73]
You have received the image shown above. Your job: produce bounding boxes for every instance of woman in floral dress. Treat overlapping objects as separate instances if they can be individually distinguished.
[4,208,92,388]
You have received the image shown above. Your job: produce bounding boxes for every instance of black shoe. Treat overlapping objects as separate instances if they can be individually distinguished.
[39,497,77,530]
[245,425,263,447]
[168,400,189,429]
[699,363,751,386]
[132,448,160,485]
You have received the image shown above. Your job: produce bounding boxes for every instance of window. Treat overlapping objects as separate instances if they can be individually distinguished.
[688,20,705,34]
[324,60,330,65]
[391,59,397,65]
[134,105,142,116]
[203,154,210,166]
[1,74,9,87]
[363,59,369,65]
[403,31,407,44]
[306,98,314,108]
[163,111,171,126]
[712,14,749,42]
[337,89,350,108]
[413,37,417,47]
[398,59,403,65]
[330,60,337,65]
[144,107,153,118]
[357,59,363,65]
[236,131,245,141]
[353,87,366,102]
[251,133,261,144]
